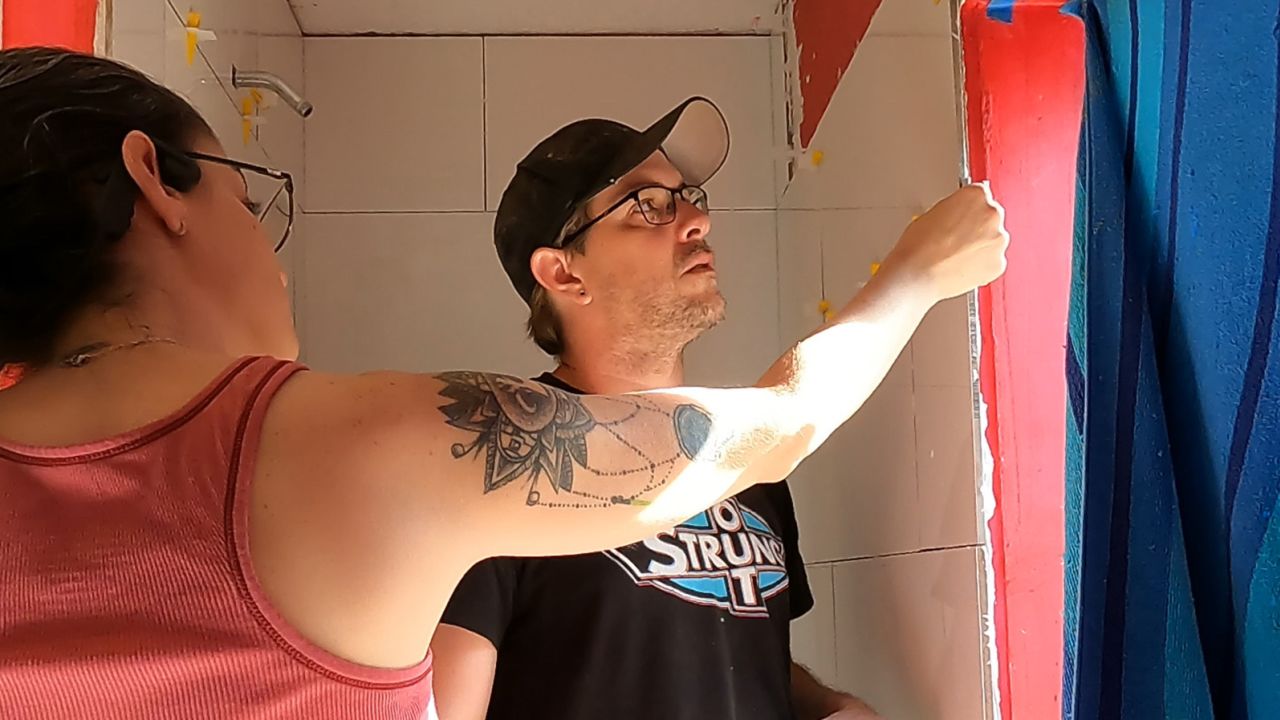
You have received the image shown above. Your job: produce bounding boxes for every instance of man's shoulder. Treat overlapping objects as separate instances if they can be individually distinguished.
[733,479,798,517]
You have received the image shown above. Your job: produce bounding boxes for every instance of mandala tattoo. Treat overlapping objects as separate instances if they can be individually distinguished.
[436,372,715,508]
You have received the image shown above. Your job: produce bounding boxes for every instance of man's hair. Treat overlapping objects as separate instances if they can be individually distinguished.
[527,205,592,356]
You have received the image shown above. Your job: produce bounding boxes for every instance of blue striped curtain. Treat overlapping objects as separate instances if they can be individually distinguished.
[1065,1,1280,719]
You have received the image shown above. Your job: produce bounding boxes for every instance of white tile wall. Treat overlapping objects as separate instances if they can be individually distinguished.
[781,36,961,211]
[303,38,485,213]
[257,35,306,203]
[109,0,303,172]
[166,0,258,93]
[778,214,980,561]
[791,562,837,684]
[683,211,780,388]
[775,7,984,698]
[300,209,782,385]
[263,29,305,312]
[817,209,911,291]
[160,10,255,159]
[789,379,919,563]
[914,296,972,387]
[869,0,955,37]
[776,209,915,388]
[110,0,168,79]
[290,0,781,36]
[254,0,302,36]
[483,37,778,212]
[112,0,305,78]
[832,548,987,720]
[299,212,549,376]
[914,385,982,548]
[775,210,825,346]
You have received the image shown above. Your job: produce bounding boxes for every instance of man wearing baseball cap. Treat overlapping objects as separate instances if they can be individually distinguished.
[430,98,987,719]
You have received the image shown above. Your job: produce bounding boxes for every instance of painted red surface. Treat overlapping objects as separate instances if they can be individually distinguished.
[2,0,98,51]
[962,2,1083,719]
[792,0,883,148]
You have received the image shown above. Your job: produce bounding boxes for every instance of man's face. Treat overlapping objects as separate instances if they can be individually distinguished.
[575,151,726,345]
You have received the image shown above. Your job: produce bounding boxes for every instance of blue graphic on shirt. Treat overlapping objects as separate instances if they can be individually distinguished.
[741,509,770,534]
[605,498,789,617]
[681,512,714,531]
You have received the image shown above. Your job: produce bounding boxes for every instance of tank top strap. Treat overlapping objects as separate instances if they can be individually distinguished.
[225,356,434,688]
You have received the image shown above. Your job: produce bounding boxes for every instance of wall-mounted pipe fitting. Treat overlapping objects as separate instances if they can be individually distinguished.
[231,67,313,118]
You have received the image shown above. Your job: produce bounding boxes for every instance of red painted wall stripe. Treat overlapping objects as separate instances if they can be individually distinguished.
[962,2,1083,719]
[793,0,883,148]
[2,0,98,52]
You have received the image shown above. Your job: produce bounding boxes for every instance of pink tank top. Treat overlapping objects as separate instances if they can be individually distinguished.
[0,357,433,719]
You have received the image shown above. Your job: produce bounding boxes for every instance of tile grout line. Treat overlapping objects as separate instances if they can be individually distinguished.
[773,209,783,356]
[805,542,983,566]
[481,37,488,210]
[909,311,923,550]
[829,563,839,679]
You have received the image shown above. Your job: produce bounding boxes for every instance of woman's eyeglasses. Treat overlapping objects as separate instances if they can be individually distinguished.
[184,150,295,253]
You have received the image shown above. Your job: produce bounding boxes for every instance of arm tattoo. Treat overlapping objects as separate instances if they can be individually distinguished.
[673,404,712,460]
[436,372,715,508]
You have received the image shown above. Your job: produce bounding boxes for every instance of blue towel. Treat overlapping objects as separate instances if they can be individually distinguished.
[1065,2,1280,719]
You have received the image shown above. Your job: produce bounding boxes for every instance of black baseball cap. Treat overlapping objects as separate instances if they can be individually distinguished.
[494,97,730,304]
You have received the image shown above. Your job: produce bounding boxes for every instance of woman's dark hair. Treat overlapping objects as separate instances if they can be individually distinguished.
[0,47,212,367]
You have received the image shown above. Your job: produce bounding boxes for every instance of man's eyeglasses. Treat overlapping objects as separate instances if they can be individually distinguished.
[560,184,709,247]
[184,151,295,253]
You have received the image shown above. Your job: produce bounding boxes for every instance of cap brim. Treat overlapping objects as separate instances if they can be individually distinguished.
[646,97,730,186]
[599,97,730,192]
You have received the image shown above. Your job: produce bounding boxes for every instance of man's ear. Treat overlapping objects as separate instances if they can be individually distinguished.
[530,247,591,305]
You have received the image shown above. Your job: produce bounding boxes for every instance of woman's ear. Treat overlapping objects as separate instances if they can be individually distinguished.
[120,130,187,237]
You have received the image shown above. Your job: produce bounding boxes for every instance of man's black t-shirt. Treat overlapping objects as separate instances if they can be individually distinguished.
[440,373,813,720]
